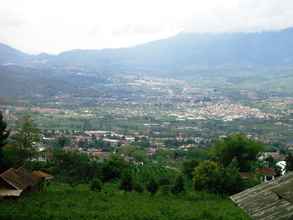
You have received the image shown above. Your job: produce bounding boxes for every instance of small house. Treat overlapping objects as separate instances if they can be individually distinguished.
[0,168,25,198]
[0,167,53,198]
[0,167,37,198]
[256,167,276,182]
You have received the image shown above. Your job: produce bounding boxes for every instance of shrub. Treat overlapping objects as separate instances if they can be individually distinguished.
[133,182,144,193]
[160,185,171,195]
[90,178,103,192]
[193,160,244,195]
[146,178,159,195]
[52,149,102,183]
[171,175,185,195]
[193,161,221,193]
[101,155,127,182]
[182,160,199,178]
[219,161,243,194]
[119,170,134,192]
[158,177,171,186]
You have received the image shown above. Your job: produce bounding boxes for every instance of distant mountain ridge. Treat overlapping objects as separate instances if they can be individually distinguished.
[1,28,293,72]
[0,43,32,65]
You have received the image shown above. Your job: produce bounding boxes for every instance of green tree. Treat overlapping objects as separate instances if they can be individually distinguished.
[131,149,147,163]
[210,134,263,172]
[182,160,199,178]
[119,145,136,157]
[101,155,127,182]
[193,160,244,195]
[0,111,10,169]
[52,149,102,183]
[219,160,243,194]
[2,146,26,168]
[193,160,221,193]
[13,115,40,160]
[153,149,175,162]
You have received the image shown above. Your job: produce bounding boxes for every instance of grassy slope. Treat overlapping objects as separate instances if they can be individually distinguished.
[0,182,250,220]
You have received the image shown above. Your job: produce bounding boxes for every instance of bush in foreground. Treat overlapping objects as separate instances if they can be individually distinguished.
[171,175,185,195]
[146,178,159,195]
[119,170,134,192]
[90,178,103,192]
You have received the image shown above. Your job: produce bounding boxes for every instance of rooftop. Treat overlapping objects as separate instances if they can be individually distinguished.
[230,172,293,220]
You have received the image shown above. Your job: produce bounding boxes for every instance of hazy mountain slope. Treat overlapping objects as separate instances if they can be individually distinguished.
[1,28,293,72]
[0,43,32,65]
[48,28,293,71]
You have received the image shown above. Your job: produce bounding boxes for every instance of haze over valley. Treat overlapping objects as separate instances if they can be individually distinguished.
[1,1,293,220]
[2,28,293,146]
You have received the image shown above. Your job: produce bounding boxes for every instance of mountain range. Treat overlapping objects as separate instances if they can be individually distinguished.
[1,27,293,73]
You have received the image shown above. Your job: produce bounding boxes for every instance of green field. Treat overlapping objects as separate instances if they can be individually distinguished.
[0,182,250,220]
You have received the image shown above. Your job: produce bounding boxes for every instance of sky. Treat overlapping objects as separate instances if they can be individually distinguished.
[1,0,293,54]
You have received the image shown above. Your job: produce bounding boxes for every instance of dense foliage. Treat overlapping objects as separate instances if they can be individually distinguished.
[193,160,244,195]
[0,111,10,170]
[50,149,102,183]
[90,178,103,192]
[210,133,264,172]
[182,159,199,178]
[13,115,41,152]
[4,115,41,165]
[0,117,277,219]
[119,169,134,192]
[171,175,185,194]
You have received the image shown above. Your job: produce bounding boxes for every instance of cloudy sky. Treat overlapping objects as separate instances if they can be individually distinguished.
[1,0,293,54]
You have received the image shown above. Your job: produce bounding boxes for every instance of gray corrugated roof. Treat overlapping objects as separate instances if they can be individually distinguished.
[0,168,27,190]
[230,173,293,220]
[0,167,38,190]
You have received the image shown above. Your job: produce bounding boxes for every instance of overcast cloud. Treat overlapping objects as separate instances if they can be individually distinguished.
[0,0,293,54]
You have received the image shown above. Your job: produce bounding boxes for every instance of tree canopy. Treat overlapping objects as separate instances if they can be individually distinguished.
[193,160,243,195]
[0,111,10,169]
[11,115,41,161]
[210,134,263,172]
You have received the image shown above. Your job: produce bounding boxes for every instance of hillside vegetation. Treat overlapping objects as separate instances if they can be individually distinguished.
[0,182,250,220]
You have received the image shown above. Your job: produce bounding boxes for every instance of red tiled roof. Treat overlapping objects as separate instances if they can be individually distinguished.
[32,171,53,180]
[256,167,276,176]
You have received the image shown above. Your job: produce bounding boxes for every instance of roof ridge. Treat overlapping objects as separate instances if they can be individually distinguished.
[0,168,21,190]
